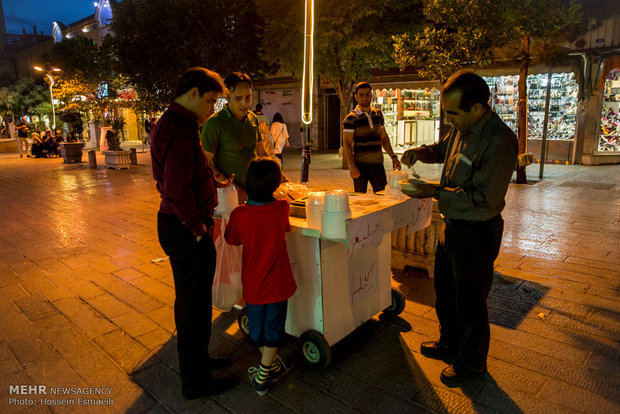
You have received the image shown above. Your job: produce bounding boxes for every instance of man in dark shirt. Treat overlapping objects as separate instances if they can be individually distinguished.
[400,70,518,386]
[16,117,31,158]
[343,82,400,193]
[151,67,235,399]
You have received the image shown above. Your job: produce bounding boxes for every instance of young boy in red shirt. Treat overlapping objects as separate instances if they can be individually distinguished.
[225,157,297,395]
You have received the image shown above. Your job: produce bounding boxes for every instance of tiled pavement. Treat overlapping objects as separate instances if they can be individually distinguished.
[0,148,618,413]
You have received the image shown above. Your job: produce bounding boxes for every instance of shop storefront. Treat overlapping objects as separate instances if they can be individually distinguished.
[598,67,620,152]
[371,82,441,152]
[484,72,578,163]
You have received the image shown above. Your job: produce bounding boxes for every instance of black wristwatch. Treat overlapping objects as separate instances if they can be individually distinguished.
[391,155,398,160]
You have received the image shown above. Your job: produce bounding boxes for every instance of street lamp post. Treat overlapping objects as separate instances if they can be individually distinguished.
[300,0,314,183]
[34,66,61,130]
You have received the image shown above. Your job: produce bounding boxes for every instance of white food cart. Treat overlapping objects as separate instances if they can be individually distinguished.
[229,194,433,368]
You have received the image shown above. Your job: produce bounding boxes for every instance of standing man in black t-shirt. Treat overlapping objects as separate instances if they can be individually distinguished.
[343,82,400,193]
[16,117,31,158]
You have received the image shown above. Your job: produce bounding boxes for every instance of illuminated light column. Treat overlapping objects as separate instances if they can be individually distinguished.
[34,66,61,130]
[300,0,314,183]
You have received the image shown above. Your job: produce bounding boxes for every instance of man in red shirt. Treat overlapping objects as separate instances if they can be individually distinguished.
[151,67,235,399]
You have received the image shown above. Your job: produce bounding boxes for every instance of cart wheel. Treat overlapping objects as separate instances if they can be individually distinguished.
[383,287,406,317]
[299,330,331,369]
[237,308,250,337]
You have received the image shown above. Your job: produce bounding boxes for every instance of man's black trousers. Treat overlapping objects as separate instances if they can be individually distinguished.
[157,212,215,392]
[433,214,503,373]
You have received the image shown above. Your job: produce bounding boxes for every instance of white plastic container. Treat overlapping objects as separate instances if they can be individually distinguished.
[387,170,409,188]
[323,190,351,213]
[306,191,325,230]
[215,184,239,216]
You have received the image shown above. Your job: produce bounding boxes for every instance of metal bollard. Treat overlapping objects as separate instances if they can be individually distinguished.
[130,148,137,165]
[88,150,97,168]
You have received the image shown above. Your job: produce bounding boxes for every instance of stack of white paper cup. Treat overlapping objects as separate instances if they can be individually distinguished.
[322,190,351,239]
[305,191,325,230]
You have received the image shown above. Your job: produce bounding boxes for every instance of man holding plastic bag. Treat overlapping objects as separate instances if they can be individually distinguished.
[151,67,235,400]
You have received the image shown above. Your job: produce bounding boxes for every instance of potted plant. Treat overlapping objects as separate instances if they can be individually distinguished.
[59,110,85,163]
[102,129,131,169]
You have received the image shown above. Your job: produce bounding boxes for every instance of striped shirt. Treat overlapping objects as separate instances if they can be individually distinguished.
[343,106,384,164]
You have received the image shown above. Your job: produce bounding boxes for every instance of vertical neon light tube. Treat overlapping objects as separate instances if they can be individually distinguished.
[301,0,314,125]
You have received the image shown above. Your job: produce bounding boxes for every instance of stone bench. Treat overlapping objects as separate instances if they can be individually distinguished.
[0,139,19,153]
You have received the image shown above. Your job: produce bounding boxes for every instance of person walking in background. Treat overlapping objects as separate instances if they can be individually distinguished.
[343,82,401,193]
[270,112,289,168]
[144,117,151,145]
[400,70,518,387]
[151,67,235,400]
[254,103,269,126]
[16,117,30,158]
[256,104,275,157]
[225,157,296,395]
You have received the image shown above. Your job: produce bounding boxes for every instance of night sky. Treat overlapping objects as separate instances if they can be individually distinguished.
[3,0,96,35]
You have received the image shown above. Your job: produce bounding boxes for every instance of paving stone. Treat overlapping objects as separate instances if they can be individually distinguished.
[111,268,144,282]
[93,329,156,374]
[473,380,580,414]
[489,339,620,400]
[0,284,29,305]
[66,280,105,300]
[130,262,170,281]
[127,276,175,306]
[8,335,84,390]
[564,256,620,273]
[13,295,59,321]
[0,339,21,376]
[0,302,37,341]
[52,297,117,338]
[131,361,230,413]
[485,357,547,395]
[90,273,164,314]
[494,266,591,294]
[134,328,173,353]
[18,277,57,297]
[490,324,590,365]
[43,270,79,289]
[33,309,159,414]
[111,311,159,338]
[85,294,132,319]
[144,306,175,333]
[539,378,620,413]
[519,261,609,286]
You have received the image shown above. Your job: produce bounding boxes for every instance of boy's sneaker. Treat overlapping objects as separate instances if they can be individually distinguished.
[269,353,295,383]
[248,366,272,396]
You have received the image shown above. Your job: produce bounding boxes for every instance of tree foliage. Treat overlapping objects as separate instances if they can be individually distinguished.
[394,0,508,81]
[0,77,51,120]
[43,35,125,119]
[259,0,423,137]
[110,0,274,111]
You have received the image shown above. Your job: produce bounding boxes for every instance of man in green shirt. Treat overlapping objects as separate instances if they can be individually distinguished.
[201,72,269,199]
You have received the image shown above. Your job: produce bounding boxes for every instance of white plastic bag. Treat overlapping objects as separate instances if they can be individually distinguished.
[212,218,243,311]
